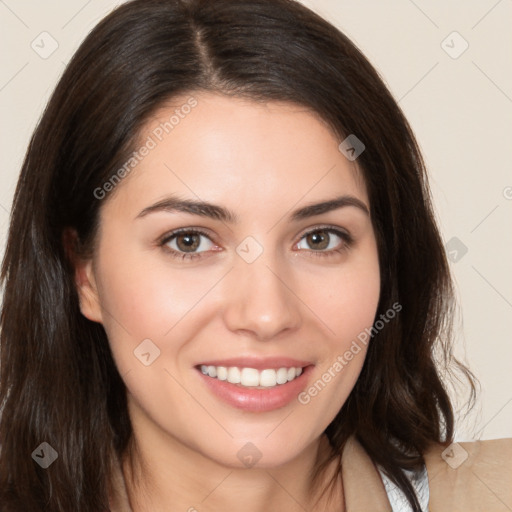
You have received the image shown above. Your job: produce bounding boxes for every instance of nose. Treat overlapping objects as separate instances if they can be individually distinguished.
[221,253,302,341]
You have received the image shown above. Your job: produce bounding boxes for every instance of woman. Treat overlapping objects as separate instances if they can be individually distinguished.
[0,0,510,510]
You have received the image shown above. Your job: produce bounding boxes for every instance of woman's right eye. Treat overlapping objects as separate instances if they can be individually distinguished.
[160,229,217,260]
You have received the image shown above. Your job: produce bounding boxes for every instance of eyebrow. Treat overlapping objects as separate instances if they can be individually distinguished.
[135,194,369,222]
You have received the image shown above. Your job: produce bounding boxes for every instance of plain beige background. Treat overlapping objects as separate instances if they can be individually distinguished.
[0,0,510,441]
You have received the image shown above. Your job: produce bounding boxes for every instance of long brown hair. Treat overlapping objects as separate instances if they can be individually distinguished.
[0,0,475,510]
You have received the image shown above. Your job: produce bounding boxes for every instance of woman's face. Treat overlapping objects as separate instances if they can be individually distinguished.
[77,92,380,468]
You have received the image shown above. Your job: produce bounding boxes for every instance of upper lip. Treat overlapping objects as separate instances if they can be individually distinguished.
[196,357,313,370]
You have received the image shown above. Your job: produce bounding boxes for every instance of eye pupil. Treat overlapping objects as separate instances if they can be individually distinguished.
[307,231,329,250]
[177,234,200,252]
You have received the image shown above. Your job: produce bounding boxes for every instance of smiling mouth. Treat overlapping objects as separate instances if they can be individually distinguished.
[197,365,305,389]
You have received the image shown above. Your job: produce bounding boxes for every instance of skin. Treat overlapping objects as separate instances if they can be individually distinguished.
[75,92,380,511]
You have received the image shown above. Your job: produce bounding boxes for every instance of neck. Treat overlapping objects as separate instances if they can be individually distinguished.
[122,426,343,512]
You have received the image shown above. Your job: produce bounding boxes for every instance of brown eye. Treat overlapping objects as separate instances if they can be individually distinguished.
[305,230,330,250]
[162,230,215,257]
[175,233,201,252]
[295,227,352,256]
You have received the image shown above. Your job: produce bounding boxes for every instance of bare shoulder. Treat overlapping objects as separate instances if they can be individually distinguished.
[424,438,512,512]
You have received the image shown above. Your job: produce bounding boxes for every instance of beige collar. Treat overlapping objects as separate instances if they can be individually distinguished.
[339,435,393,511]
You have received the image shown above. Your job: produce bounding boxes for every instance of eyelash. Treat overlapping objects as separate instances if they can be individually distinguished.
[158,226,353,261]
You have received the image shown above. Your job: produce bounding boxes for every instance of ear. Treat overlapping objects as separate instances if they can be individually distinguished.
[62,228,103,324]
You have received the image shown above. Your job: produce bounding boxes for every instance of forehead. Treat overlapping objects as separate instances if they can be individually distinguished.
[102,92,368,218]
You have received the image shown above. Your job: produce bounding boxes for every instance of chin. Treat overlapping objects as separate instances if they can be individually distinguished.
[201,435,314,470]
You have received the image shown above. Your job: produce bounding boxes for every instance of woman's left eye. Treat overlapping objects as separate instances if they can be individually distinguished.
[295,228,351,255]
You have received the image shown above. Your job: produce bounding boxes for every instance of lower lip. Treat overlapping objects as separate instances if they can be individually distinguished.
[197,366,313,412]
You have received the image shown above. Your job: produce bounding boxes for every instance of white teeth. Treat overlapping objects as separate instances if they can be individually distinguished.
[276,367,288,384]
[200,365,304,388]
[227,366,241,384]
[259,369,277,387]
[216,366,228,380]
[241,368,260,387]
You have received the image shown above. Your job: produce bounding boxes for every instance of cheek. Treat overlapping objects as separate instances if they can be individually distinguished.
[327,270,380,340]
[298,244,380,412]
[93,235,228,369]
[98,261,211,334]
[308,247,381,346]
